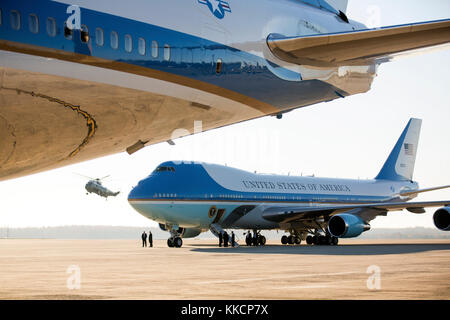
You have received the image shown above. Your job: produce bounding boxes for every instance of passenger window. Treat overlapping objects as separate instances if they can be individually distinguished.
[138,37,146,55]
[80,24,89,43]
[28,14,39,34]
[10,10,21,30]
[110,31,118,49]
[216,58,223,74]
[151,40,158,58]
[124,34,132,53]
[163,44,170,61]
[46,17,56,37]
[64,22,73,39]
[95,28,104,46]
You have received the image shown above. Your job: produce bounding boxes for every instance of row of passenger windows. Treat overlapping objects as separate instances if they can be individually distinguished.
[2,9,171,61]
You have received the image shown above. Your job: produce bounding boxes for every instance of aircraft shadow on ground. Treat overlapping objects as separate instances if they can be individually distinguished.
[189,243,450,256]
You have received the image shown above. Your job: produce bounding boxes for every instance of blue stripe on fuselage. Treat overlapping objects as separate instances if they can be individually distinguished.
[0,0,346,110]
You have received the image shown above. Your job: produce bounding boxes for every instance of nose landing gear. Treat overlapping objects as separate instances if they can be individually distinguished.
[167,236,183,248]
[167,227,184,248]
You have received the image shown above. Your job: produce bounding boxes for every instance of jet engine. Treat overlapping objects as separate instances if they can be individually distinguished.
[328,213,371,238]
[433,207,450,231]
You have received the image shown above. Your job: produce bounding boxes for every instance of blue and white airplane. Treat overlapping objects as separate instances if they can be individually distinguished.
[128,118,450,248]
[0,1,449,181]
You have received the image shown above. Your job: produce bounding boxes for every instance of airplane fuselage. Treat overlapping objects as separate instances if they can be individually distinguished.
[0,0,371,180]
[128,161,418,230]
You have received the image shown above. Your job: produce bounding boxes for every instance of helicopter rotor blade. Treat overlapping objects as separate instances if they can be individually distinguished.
[73,173,94,180]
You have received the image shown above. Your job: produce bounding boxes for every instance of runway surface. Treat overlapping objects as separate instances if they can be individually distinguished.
[0,239,449,300]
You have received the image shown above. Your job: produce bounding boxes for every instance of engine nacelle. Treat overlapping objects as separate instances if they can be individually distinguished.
[433,207,450,231]
[328,214,371,238]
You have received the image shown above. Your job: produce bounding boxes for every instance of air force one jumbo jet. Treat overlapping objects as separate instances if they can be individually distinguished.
[0,1,449,181]
[128,118,450,248]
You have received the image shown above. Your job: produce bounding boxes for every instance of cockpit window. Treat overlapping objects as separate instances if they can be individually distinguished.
[155,166,175,172]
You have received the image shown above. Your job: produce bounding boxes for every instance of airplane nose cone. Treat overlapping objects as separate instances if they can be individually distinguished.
[128,177,151,201]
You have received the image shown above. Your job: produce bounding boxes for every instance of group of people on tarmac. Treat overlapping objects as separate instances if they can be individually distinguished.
[140,229,242,248]
[218,230,235,247]
[141,231,153,247]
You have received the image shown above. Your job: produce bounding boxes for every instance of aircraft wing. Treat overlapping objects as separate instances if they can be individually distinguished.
[400,185,450,197]
[262,200,450,223]
[267,19,450,67]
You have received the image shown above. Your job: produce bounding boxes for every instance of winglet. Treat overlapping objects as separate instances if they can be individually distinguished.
[376,118,422,181]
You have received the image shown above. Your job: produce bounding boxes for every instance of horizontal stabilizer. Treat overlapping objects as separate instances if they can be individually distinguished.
[267,19,450,67]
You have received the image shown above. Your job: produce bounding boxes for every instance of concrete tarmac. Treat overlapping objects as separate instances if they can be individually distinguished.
[0,239,449,300]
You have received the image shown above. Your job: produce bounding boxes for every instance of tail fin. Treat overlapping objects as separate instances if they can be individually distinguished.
[326,0,348,13]
[375,118,422,181]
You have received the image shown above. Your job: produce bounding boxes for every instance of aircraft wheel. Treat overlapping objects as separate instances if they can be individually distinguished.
[318,235,327,245]
[312,235,319,245]
[288,235,295,245]
[174,237,183,248]
[332,237,339,246]
[259,236,266,246]
[281,235,288,245]
[167,238,174,248]
[306,235,313,245]
[294,237,301,245]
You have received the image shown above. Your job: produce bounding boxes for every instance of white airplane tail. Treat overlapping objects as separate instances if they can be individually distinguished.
[326,0,348,13]
[376,118,422,181]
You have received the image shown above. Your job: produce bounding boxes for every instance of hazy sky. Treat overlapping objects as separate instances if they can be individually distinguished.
[0,0,449,230]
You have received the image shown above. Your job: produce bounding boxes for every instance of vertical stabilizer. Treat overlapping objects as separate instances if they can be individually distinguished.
[375,118,422,181]
[326,0,348,13]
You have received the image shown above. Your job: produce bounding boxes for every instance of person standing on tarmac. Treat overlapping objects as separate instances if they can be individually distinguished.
[246,232,252,246]
[148,231,153,248]
[253,231,258,246]
[141,231,147,247]
[223,231,229,248]
[231,231,235,247]
[219,231,223,247]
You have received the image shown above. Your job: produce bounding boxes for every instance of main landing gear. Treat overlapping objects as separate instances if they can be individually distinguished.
[280,230,339,246]
[245,230,266,246]
[305,234,338,246]
[281,234,302,245]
